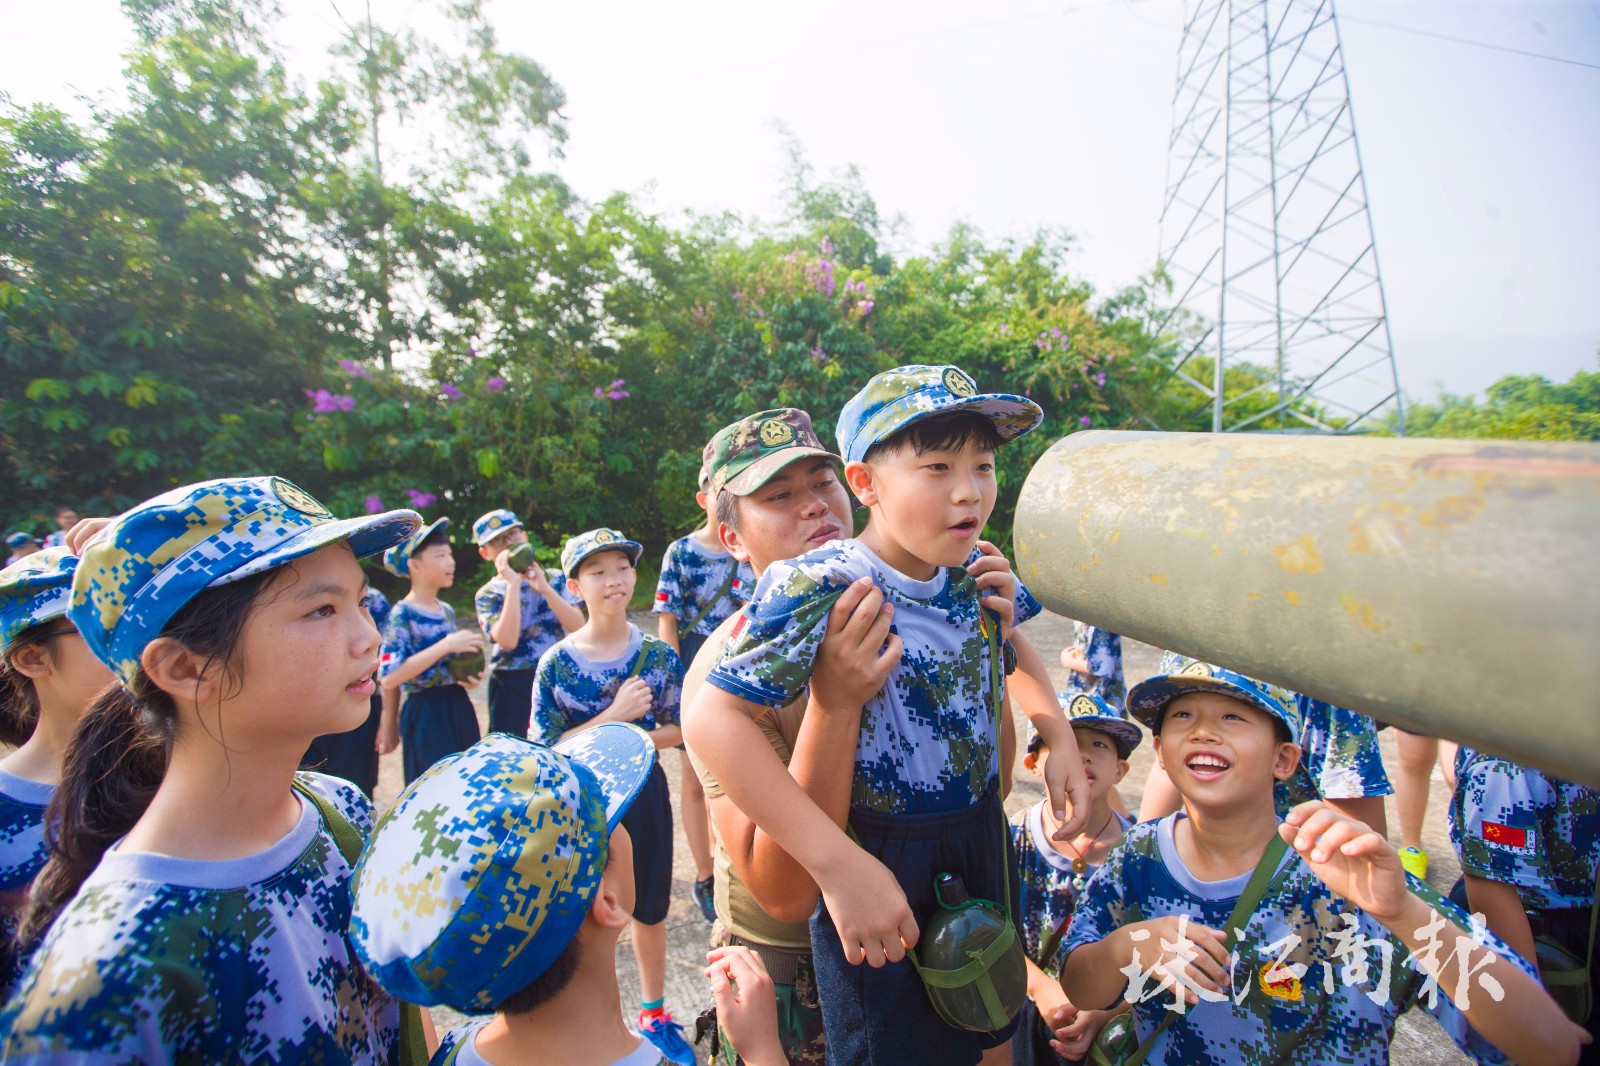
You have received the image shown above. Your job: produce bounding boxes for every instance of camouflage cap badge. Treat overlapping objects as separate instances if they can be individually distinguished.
[69,477,421,686]
[0,547,77,656]
[835,363,1044,464]
[560,528,643,578]
[702,408,840,497]
[350,725,657,1012]
[1061,692,1143,759]
[383,516,451,577]
[1126,662,1302,744]
[472,509,522,548]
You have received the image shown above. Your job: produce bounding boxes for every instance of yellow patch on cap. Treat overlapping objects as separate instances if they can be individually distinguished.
[270,478,332,519]
[1179,660,1214,678]
[490,516,503,528]
[758,419,795,447]
[594,529,616,544]
[1069,695,1099,717]
[942,368,977,398]
[1259,962,1303,1001]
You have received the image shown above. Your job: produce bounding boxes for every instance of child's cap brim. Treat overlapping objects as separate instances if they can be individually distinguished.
[1126,674,1297,743]
[1071,716,1143,759]
[210,509,423,588]
[554,723,656,831]
[851,392,1043,463]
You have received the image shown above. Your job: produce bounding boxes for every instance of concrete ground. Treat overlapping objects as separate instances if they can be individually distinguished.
[377,609,1471,1062]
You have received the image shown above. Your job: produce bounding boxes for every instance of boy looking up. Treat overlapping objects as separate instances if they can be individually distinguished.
[655,472,756,923]
[688,365,1089,1065]
[378,517,484,784]
[1058,663,1585,1066]
[473,508,584,738]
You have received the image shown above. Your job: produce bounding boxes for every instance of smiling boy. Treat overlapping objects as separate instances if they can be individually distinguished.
[1057,663,1585,1066]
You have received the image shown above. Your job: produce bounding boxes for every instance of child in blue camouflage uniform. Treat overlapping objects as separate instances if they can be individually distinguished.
[0,476,421,1062]
[349,726,786,1066]
[692,364,1088,1066]
[533,528,691,1061]
[301,583,394,796]
[1059,662,1583,1066]
[1012,694,1139,1066]
[473,508,585,738]
[1450,747,1600,1056]
[656,443,758,923]
[379,517,485,784]
[1059,622,1126,712]
[0,548,114,993]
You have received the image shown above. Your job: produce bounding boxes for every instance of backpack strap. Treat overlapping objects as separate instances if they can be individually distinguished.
[1121,832,1289,1066]
[683,565,740,637]
[291,778,431,1066]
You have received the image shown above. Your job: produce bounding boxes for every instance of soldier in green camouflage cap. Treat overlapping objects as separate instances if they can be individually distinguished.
[703,408,841,497]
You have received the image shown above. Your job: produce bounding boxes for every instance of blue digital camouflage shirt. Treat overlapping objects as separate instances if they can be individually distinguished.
[1012,800,1132,977]
[434,1019,672,1065]
[652,533,753,667]
[363,587,392,637]
[1154,652,1390,816]
[475,570,580,672]
[707,539,1040,816]
[1060,814,1533,1066]
[1060,622,1126,711]
[0,770,53,994]
[1450,749,1600,912]
[380,600,464,696]
[531,626,682,746]
[0,773,401,1064]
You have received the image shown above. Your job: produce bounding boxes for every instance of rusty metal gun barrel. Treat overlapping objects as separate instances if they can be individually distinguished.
[1013,431,1600,787]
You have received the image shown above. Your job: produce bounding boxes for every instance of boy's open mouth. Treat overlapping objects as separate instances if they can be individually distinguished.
[1184,751,1231,780]
[949,517,979,537]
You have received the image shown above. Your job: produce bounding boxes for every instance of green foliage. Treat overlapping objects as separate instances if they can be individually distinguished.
[1398,361,1600,441]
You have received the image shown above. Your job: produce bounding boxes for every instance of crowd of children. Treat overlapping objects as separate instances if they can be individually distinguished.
[0,363,1594,1066]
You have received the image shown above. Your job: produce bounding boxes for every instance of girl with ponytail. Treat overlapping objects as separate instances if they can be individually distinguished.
[0,547,113,993]
[0,478,424,1064]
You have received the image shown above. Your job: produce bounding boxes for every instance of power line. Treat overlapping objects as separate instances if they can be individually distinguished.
[1340,12,1600,72]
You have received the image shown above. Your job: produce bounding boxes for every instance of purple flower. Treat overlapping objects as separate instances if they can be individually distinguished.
[859,300,874,316]
[467,345,477,357]
[594,386,605,397]
[1079,415,1092,426]
[1051,327,1062,339]
[305,388,355,414]
[405,489,438,510]
[364,494,385,513]
[485,376,507,393]
[440,382,463,402]
[1095,372,1107,387]
[339,359,372,379]
[820,236,833,254]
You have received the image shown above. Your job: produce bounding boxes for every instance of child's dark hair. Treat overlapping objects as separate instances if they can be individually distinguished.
[862,411,1005,465]
[18,568,283,948]
[0,625,54,748]
[417,526,451,553]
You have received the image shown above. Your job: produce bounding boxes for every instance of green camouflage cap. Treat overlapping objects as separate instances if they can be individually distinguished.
[703,408,840,497]
[836,364,1043,464]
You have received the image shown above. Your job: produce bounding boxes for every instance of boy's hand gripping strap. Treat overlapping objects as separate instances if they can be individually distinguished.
[292,779,430,1066]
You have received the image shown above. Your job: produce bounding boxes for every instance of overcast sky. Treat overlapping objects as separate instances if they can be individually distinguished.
[4,0,1597,400]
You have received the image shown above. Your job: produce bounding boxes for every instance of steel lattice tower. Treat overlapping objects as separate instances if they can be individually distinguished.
[1153,0,1404,433]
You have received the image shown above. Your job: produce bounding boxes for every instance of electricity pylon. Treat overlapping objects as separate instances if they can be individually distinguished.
[1153,0,1405,433]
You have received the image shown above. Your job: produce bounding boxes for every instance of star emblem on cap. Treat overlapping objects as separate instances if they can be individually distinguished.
[758,419,795,447]
[942,368,977,398]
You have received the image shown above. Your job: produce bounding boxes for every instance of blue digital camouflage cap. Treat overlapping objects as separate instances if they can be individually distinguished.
[1060,692,1143,759]
[1126,661,1302,744]
[5,532,38,551]
[560,528,643,579]
[69,477,421,686]
[472,509,522,548]
[835,363,1044,464]
[349,725,657,1012]
[0,547,77,656]
[382,516,450,577]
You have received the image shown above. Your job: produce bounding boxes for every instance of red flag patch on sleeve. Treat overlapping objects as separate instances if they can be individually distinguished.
[1481,822,1529,848]
[654,591,670,605]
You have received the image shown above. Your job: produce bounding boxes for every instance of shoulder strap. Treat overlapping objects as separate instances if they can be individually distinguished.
[627,636,657,679]
[684,565,739,636]
[1123,833,1288,1066]
[290,779,431,1066]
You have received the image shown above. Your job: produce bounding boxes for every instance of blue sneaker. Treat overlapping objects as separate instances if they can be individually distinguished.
[693,875,716,924]
[639,1012,697,1065]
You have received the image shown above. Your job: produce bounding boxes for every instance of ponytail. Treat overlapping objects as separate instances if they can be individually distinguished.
[17,567,282,948]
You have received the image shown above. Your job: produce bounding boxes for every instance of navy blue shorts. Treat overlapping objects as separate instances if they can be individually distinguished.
[301,691,382,797]
[1011,995,1076,1066]
[400,685,481,785]
[622,760,674,926]
[487,667,534,738]
[811,794,1021,1066]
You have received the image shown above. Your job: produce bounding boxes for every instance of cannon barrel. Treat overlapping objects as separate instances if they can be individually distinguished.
[1013,431,1600,787]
